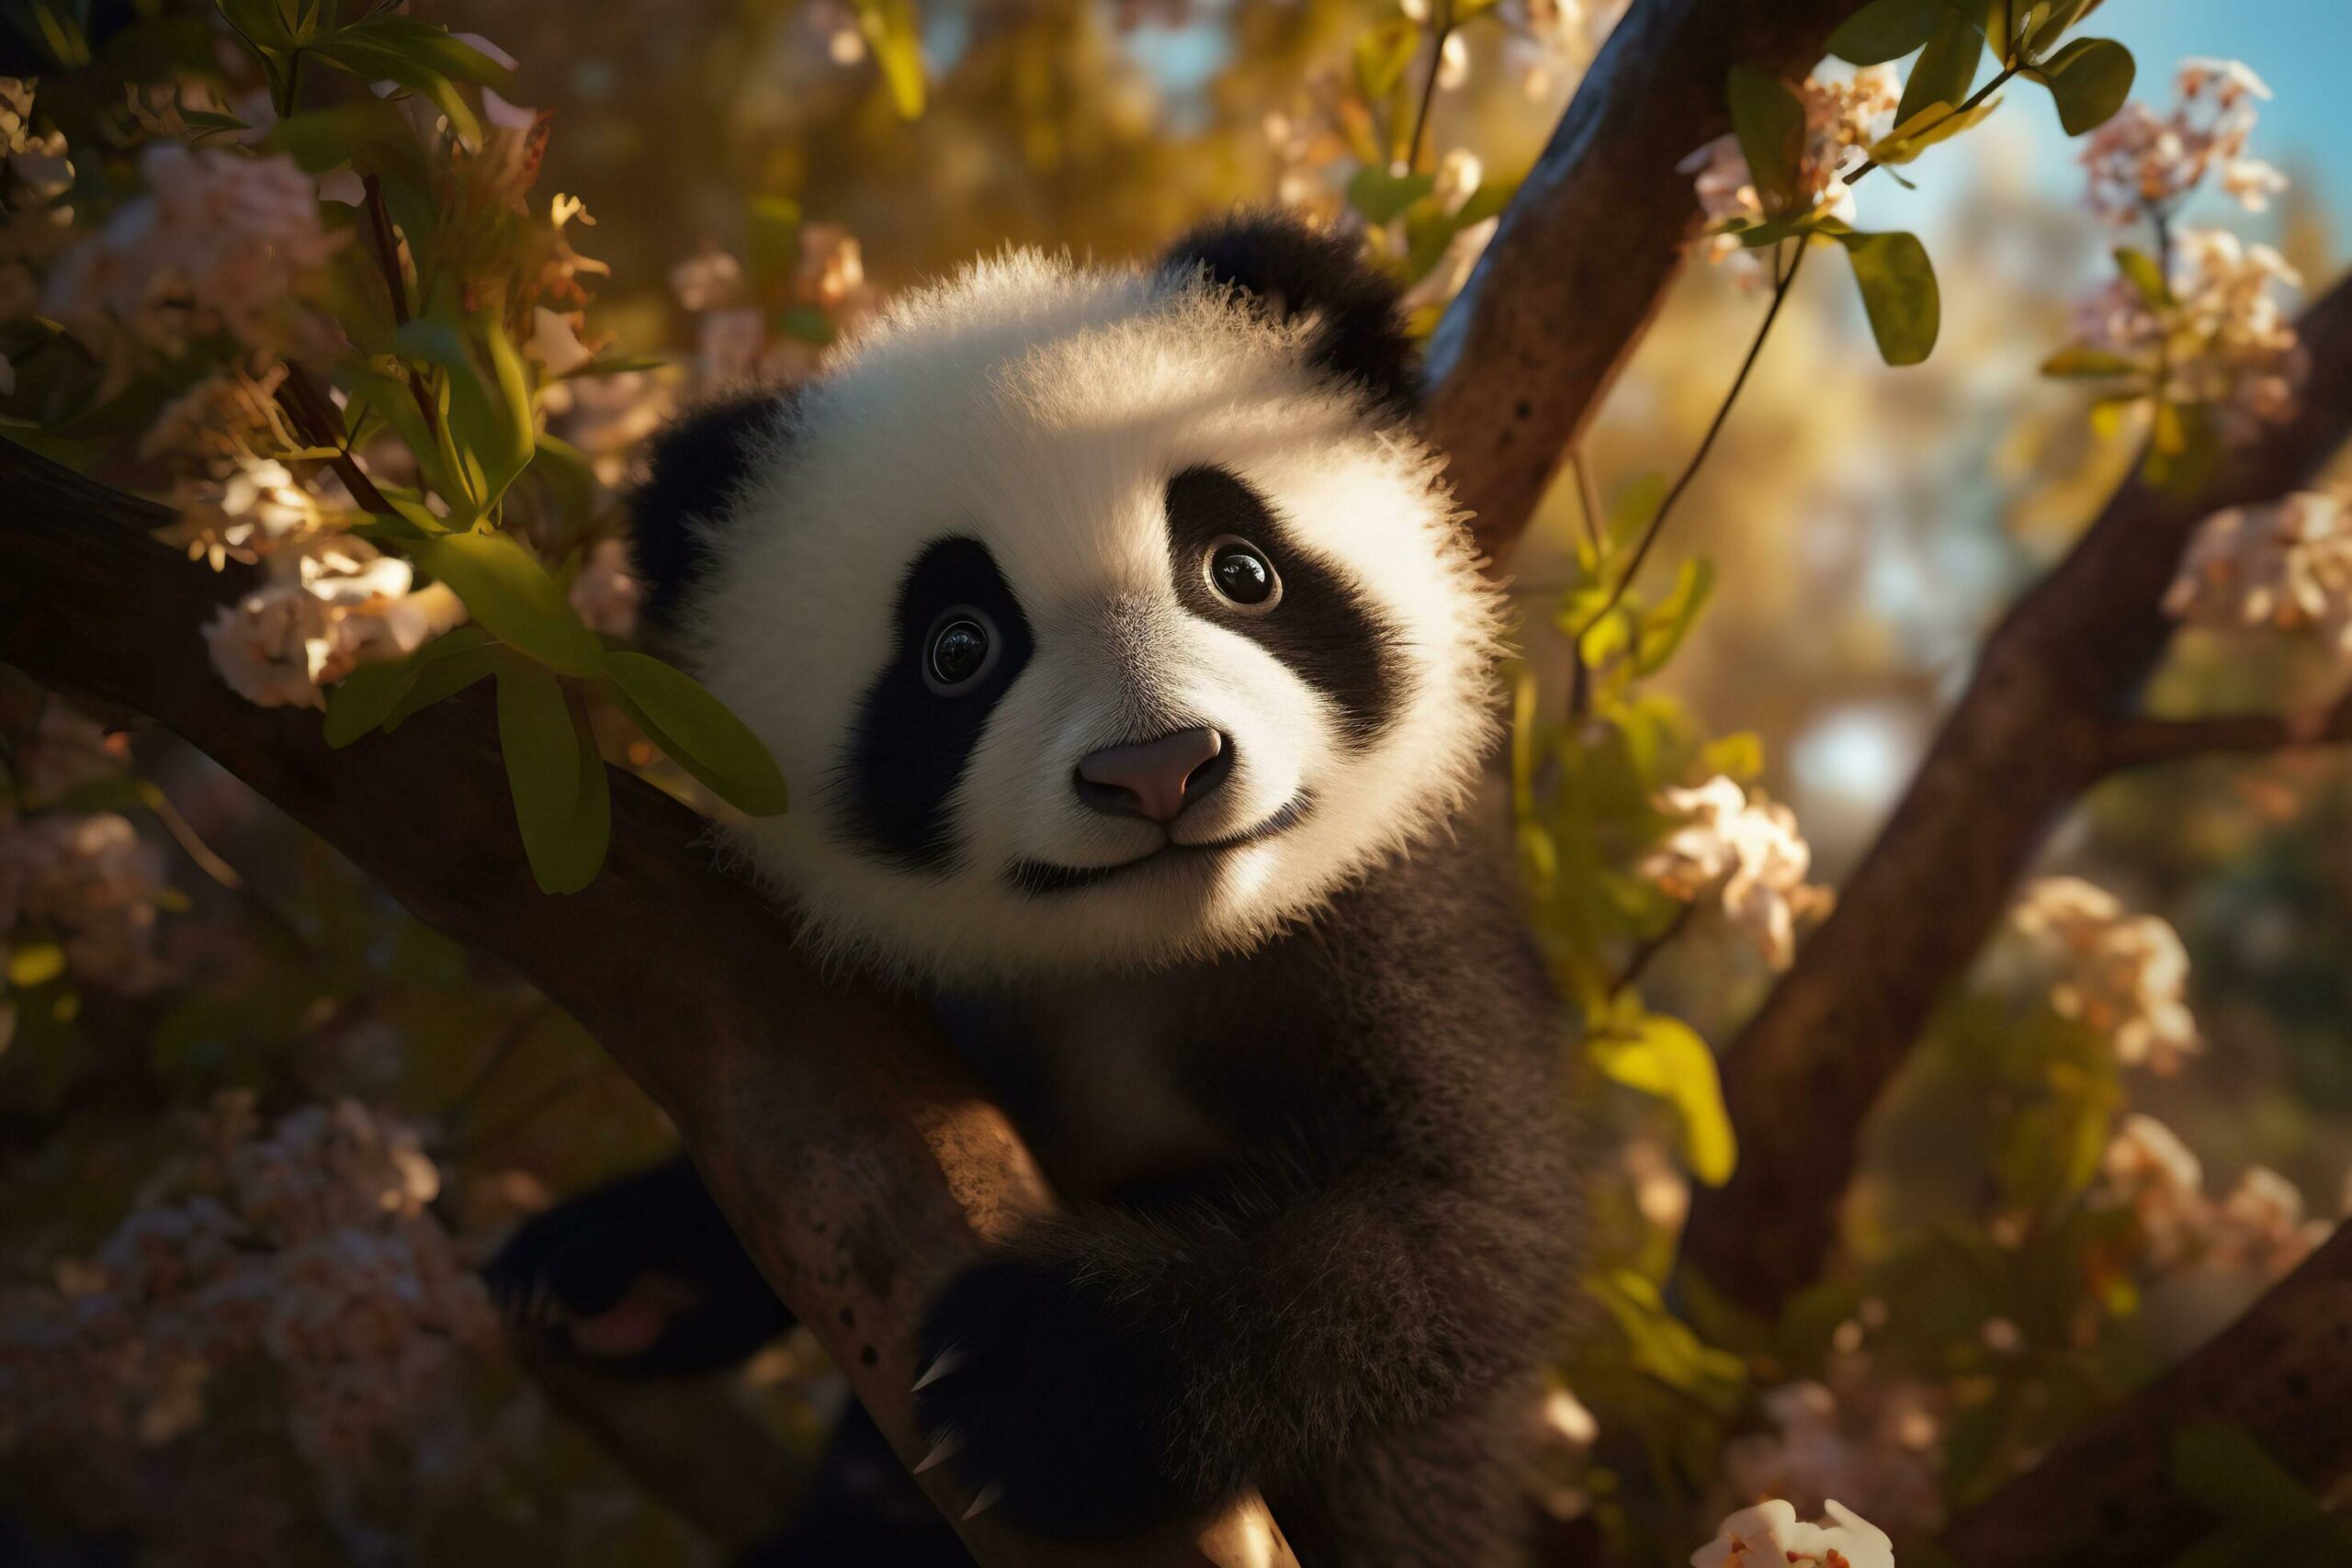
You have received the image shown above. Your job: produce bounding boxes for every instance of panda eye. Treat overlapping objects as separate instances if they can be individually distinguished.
[1204,536,1282,614]
[922,607,999,695]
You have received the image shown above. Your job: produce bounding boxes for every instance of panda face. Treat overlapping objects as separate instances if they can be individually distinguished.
[676,250,1499,980]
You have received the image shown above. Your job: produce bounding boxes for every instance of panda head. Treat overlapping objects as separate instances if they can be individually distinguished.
[636,213,1502,982]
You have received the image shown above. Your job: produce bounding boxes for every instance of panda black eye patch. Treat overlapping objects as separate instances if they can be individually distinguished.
[1163,465,1399,745]
[839,537,1035,871]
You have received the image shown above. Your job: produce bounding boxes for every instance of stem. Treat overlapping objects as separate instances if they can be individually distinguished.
[1575,239,1806,651]
[1570,445,1604,557]
[1844,63,2020,193]
[359,174,439,434]
[1611,898,1696,997]
[273,363,398,518]
[1406,0,1454,173]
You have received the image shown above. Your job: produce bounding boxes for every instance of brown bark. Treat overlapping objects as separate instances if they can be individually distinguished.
[0,446,1292,1568]
[1679,273,2352,1318]
[1941,1224,2352,1566]
[1423,0,1876,564]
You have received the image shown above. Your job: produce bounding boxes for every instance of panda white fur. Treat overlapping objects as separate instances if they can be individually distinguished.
[492,213,1578,1567]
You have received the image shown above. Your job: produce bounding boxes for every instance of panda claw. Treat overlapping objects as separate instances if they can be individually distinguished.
[911,1345,965,1393]
[961,1483,1002,1521]
[913,1431,961,1474]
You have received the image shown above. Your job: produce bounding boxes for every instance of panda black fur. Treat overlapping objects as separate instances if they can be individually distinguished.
[489,212,1579,1565]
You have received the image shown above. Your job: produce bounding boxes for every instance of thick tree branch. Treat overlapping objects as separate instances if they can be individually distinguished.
[512,1335,810,1553]
[0,448,1294,1568]
[1681,273,2352,1317]
[1941,1224,2352,1566]
[2097,686,2352,773]
[1423,0,1874,564]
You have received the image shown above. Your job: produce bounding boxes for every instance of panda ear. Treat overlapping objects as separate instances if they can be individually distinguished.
[631,391,791,628]
[1159,209,1420,421]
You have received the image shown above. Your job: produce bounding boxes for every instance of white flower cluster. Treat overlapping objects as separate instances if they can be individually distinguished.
[1693,1498,1894,1568]
[203,535,468,711]
[2067,229,2305,443]
[2008,876,2200,1073]
[2164,491,2352,654]
[666,221,879,394]
[1641,775,1833,969]
[2,77,77,400]
[1719,1378,1944,1546]
[2079,59,2284,225]
[2062,60,2305,443]
[1680,66,1901,271]
[0,809,171,996]
[2099,1113,2333,1280]
[41,142,343,376]
[1,75,74,208]
[0,1095,494,1467]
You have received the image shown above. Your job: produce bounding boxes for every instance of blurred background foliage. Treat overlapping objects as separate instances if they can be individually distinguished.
[1,0,2349,1563]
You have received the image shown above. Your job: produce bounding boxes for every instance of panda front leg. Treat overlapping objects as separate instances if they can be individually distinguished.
[485,1156,796,1376]
[910,1140,1543,1543]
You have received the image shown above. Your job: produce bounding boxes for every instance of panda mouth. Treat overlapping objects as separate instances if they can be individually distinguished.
[1007,795,1310,897]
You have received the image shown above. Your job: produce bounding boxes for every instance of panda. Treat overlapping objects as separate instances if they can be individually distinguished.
[490,211,1580,1567]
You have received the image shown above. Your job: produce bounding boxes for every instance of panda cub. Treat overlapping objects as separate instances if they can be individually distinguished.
[494,212,1578,1565]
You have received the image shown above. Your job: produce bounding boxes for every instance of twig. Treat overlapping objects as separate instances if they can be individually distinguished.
[1573,239,1807,651]
[1610,898,1696,998]
[272,363,399,518]
[358,173,439,434]
[1406,0,1455,175]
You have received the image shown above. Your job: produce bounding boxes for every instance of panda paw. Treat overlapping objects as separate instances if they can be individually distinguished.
[483,1158,792,1377]
[913,1255,1190,1538]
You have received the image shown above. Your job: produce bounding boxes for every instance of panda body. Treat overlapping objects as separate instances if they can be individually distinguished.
[503,214,1579,1566]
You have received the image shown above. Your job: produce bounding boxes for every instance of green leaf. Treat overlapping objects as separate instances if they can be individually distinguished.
[381,642,502,731]
[1837,230,1940,366]
[2114,246,2174,310]
[1590,1014,1736,1185]
[1826,0,1949,65]
[410,532,604,676]
[8,942,65,987]
[322,626,496,746]
[1895,7,1984,131]
[2035,36,2133,134]
[308,39,478,145]
[604,652,789,816]
[850,0,925,118]
[2041,345,2147,378]
[2170,1427,2327,1529]
[2144,400,2220,492]
[1984,0,2012,61]
[394,316,535,520]
[1867,94,2001,164]
[2020,0,2096,57]
[1633,558,1715,676]
[1353,17,1421,101]
[495,665,608,894]
[1726,64,1806,214]
[1345,166,1436,225]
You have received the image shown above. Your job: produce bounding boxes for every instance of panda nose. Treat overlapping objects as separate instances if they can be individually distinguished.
[1075,728,1229,823]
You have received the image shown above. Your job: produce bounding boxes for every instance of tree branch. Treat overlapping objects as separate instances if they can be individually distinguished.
[1423,0,1875,565]
[1941,1224,2352,1566]
[1680,272,2352,1318]
[2097,686,2352,773]
[0,447,1294,1568]
[512,1334,810,1553]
